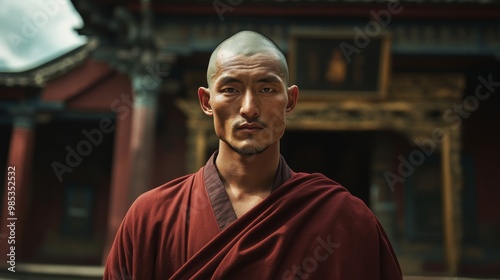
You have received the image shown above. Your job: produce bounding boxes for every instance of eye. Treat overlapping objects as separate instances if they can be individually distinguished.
[221,88,238,94]
[259,87,274,93]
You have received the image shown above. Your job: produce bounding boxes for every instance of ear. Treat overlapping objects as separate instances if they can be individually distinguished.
[285,85,299,115]
[198,87,213,117]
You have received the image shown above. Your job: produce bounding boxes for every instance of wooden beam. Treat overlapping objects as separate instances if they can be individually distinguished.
[127,3,500,20]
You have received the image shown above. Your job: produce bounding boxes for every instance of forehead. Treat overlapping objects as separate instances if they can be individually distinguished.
[213,51,286,82]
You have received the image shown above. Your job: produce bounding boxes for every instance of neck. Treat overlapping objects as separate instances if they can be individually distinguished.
[215,142,280,198]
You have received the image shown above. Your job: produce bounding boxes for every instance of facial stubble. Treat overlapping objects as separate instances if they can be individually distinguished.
[220,121,271,156]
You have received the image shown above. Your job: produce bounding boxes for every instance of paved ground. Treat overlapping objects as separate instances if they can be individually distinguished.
[0,271,497,280]
[0,264,103,280]
[0,272,100,280]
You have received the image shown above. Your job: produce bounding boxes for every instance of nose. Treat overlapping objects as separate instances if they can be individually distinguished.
[240,90,260,121]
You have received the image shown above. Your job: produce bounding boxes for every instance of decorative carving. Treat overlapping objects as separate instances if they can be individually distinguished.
[390,73,465,100]
[287,100,454,131]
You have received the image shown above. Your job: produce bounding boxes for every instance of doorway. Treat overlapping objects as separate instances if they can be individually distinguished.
[281,130,374,206]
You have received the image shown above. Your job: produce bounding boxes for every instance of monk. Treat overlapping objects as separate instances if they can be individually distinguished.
[104,30,402,279]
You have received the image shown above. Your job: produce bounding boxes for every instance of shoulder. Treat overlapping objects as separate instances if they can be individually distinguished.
[287,171,378,225]
[283,173,401,277]
[286,171,349,199]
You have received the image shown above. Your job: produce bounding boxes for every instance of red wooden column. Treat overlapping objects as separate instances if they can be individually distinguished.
[101,69,160,264]
[101,103,133,264]
[0,118,35,269]
[127,72,159,205]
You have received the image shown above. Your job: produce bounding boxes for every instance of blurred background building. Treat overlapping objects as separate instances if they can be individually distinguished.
[0,0,499,278]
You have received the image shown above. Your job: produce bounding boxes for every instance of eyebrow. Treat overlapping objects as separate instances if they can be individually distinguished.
[256,76,282,84]
[216,75,283,86]
[217,76,242,85]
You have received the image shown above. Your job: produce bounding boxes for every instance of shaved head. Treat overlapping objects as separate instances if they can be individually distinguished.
[206,30,289,87]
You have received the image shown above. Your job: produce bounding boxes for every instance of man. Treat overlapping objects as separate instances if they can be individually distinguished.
[104,30,402,279]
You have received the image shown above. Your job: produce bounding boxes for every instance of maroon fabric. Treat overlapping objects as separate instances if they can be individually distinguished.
[104,157,402,280]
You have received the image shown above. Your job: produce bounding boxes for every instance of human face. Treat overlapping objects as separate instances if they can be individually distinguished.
[199,51,298,156]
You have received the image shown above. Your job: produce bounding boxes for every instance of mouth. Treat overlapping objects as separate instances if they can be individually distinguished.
[237,123,264,132]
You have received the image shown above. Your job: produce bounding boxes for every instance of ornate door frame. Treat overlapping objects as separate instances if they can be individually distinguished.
[176,73,464,275]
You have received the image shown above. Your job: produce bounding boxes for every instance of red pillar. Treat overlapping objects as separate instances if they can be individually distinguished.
[101,67,161,265]
[0,119,35,269]
[127,101,157,203]
[102,105,133,264]
[127,72,159,205]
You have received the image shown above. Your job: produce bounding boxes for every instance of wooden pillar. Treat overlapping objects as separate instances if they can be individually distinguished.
[0,117,35,268]
[102,103,133,264]
[370,133,397,241]
[186,123,209,173]
[177,99,214,173]
[127,73,159,205]
[101,56,168,264]
[441,127,462,275]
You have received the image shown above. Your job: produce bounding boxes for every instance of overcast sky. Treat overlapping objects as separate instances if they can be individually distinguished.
[0,0,87,72]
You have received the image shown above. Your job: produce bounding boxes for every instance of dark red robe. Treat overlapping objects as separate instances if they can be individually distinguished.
[104,153,402,279]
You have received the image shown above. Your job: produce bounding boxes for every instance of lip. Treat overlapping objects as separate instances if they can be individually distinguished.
[237,124,264,131]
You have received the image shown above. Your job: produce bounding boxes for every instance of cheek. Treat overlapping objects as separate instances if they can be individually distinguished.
[268,114,287,136]
[212,108,234,133]
[264,103,288,135]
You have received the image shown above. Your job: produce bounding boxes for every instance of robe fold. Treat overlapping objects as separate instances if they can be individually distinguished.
[104,153,402,280]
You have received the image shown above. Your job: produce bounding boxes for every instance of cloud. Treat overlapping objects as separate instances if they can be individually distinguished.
[0,0,87,72]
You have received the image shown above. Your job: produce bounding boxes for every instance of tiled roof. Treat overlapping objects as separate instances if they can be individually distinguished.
[0,39,98,87]
[161,0,497,3]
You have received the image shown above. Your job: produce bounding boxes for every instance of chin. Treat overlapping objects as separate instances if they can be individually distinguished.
[235,146,269,156]
[222,138,270,156]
